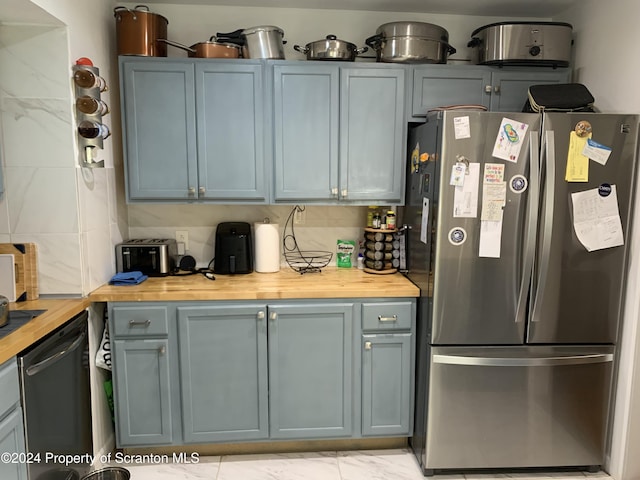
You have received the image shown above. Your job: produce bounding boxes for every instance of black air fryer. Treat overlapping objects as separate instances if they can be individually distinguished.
[214,222,253,274]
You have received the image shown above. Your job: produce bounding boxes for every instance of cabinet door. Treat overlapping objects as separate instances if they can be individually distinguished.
[340,67,406,203]
[489,69,572,112]
[177,305,269,443]
[196,62,267,201]
[268,303,354,439]
[411,65,492,118]
[0,408,27,480]
[113,339,172,446]
[121,60,197,200]
[362,334,412,436]
[273,64,339,202]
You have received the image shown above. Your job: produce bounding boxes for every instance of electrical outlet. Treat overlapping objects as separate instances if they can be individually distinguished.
[175,230,189,251]
[294,208,306,225]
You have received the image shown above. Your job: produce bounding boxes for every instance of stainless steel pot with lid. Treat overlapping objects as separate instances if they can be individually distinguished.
[366,21,456,64]
[217,25,286,59]
[294,35,368,61]
[467,21,573,67]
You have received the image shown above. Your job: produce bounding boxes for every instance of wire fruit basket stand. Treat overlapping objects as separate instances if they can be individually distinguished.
[283,205,332,274]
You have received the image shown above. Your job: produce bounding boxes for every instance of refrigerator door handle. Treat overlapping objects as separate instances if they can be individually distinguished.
[432,353,613,367]
[516,132,540,324]
[531,130,556,323]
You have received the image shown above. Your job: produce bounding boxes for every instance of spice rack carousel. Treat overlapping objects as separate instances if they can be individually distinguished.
[363,227,400,274]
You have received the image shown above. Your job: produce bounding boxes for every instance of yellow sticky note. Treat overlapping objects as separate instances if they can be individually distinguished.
[565,131,591,182]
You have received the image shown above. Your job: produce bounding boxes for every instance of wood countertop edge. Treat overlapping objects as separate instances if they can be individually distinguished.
[2,270,419,365]
[0,298,91,365]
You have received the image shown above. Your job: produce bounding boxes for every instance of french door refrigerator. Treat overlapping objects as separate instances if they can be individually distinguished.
[403,110,639,475]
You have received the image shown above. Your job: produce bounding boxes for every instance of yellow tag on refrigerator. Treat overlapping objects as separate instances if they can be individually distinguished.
[565,131,592,182]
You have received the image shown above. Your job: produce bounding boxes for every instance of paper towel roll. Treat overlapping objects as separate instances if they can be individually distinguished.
[254,222,280,273]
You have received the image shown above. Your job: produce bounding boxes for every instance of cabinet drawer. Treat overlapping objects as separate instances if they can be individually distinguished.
[362,302,413,331]
[112,306,169,337]
[0,359,20,417]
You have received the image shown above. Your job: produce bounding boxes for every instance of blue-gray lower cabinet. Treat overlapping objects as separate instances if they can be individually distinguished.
[109,297,415,447]
[267,303,354,439]
[362,334,412,436]
[410,65,571,120]
[0,359,27,480]
[112,339,173,446]
[176,305,269,443]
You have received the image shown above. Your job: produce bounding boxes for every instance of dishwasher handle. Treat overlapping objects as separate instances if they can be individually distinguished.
[25,330,87,376]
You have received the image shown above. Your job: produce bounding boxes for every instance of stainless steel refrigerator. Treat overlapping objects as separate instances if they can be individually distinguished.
[403,110,638,475]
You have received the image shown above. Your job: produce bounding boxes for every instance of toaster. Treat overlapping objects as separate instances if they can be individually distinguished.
[116,239,178,276]
[214,222,253,274]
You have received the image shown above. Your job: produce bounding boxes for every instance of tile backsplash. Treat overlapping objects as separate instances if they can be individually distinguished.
[128,204,370,268]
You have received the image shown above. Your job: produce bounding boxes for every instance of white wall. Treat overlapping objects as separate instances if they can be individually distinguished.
[0,0,127,296]
[557,2,640,479]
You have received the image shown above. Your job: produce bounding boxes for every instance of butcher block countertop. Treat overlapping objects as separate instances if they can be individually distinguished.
[0,298,90,365]
[89,267,420,302]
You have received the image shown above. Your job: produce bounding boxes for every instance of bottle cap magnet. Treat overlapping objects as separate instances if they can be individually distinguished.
[575,120,592,137]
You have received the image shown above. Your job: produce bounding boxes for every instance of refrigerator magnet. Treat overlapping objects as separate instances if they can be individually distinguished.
[448,227,467,246]
[510,175,528,194]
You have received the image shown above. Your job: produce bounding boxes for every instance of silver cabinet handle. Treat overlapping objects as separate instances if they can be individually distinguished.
[484,85,492,94]
[257,311,265,320]
[188,186,196,196]
[341,188,348,198]
[331,187,338,197]
[198,186,205,195]
[364,341,372,350]
[158,345,166,355]
[378,315,397,322]
[270,312,277,321]
[129,319,151,327]
[494,85,501,94]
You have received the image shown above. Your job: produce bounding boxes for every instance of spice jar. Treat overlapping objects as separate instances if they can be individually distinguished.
[372,212,382,229]
[386,210,396,230]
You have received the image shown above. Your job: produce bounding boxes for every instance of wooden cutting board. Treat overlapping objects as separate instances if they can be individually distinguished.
[0,243,38,301]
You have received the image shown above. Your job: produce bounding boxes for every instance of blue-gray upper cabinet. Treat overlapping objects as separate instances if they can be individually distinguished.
[0,359,27,480]
[409,65,571,120]
[119,57,267,203]
[195,63,267,201]
[176,304,269,443]
[121,59,197,201]
[267,302,355,439]
[272,63,406,204]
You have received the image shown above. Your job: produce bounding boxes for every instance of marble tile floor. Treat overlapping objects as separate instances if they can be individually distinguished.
[114,448,612,480]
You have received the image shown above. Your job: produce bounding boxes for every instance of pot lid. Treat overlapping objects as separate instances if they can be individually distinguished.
[243,25,284,35]
[376,21,449,41]
[308,35,357,48]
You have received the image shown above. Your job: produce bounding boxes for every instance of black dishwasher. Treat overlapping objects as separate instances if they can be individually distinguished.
[18,310,92,480]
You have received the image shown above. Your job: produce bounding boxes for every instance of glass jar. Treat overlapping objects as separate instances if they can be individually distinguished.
[73,68,107,91]
[78,120,110,140]
[372,212,382,229]
[386,211,396,230]
[76,95,109,116]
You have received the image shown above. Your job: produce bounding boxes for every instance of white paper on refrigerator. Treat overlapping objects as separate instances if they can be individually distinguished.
[571,185,624,252]
[454,116,471,139]
[453,162,480,218]
[479,220,503,258]
[492,118,529,163]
